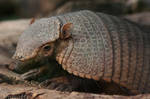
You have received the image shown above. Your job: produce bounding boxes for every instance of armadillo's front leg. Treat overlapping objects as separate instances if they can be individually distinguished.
[39,76,74,92]
[21,61,68,82]
[21,64,54,82]
[21,68,41,80]
[40,75,103,93]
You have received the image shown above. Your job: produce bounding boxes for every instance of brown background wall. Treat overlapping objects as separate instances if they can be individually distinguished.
[0,0,150,20]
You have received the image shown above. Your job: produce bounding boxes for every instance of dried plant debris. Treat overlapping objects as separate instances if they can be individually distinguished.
[5,92,45,99]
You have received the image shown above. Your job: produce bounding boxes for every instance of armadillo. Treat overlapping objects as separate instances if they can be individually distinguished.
[12,10,150,94]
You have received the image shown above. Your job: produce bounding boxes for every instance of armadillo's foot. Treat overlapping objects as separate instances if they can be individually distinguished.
[39,75,103,93]
[21,68,40,80]
[39,76,73,92]
[20,64,54,82]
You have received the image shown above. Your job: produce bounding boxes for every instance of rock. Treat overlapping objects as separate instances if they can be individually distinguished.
[0,84,150,99]
[125,12,150,26]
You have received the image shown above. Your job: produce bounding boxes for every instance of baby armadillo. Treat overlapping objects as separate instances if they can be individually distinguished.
[12,10,150,94]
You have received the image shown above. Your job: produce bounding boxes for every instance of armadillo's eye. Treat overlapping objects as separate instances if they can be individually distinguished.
[41,43,54,56]
[43,45,51,52]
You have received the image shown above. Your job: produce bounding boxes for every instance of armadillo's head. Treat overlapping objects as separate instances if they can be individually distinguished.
[11,17,72,73]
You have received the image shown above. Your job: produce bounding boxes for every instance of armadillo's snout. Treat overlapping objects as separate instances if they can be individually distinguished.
[8,60,23,73]
[10,54,27,73]
[8,61,17,71]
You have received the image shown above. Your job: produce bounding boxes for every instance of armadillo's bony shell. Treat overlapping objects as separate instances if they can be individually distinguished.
[56,10,150,94]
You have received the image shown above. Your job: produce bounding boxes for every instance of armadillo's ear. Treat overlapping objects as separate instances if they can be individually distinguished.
[29,18,35,25]
[60,23,73,39]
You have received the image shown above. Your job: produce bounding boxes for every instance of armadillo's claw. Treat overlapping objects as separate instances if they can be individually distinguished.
[39,76,74,92]
[21,68,40,80]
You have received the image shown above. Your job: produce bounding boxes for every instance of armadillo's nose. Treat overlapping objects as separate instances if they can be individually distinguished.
[8,60,24,74]
[8,61,17,71]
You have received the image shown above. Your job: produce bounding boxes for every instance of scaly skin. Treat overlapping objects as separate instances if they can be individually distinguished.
[12,10,150,94]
